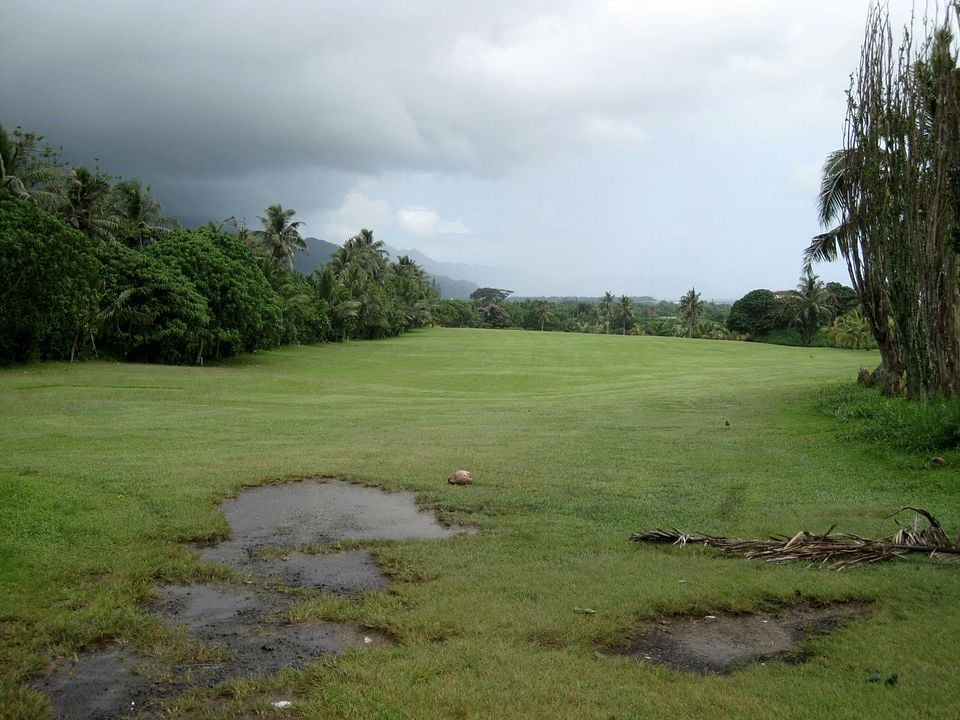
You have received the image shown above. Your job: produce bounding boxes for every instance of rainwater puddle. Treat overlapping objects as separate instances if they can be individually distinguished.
[35,478,468,718]
[615,603,864,674]
[197,478,466,591]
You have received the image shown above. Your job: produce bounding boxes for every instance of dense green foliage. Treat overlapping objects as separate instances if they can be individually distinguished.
[726,289,778,336]
[0,127,438,364]
[96,242,210,363]
[0,192,100,362]
[149,227,284,361]
[2,331,957,719]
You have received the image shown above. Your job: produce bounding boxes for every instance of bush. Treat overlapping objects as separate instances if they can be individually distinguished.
[755,327,828,347]
[432,299,479,328]
[0,192,101,362]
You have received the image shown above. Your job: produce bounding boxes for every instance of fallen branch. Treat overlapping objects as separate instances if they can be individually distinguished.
[629,509,960,569]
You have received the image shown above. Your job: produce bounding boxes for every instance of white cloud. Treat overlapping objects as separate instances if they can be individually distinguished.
[398,205,472,237]
[321,192,395,243]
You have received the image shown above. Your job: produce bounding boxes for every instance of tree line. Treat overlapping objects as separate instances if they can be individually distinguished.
[0,126,436,364]
[432,278,861,347]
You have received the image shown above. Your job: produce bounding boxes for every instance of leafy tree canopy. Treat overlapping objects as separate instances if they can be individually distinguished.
[470,287,512,305]
[726,289,778,337]
[0,192,100,362]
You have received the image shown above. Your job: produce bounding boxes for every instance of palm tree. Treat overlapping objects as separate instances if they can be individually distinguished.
[828,309,872,349]
[617,295,634,335]
[783,271,834,345]
[114,179,175,248]
[63,165,118,242]
[255,204,306,270]
[600,291,615,334]
[329,229,388,282]
[531,300,552,331]
[0,125,63,210]
[678,287,705,338]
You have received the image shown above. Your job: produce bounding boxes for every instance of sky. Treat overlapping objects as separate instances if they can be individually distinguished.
[1,0,924,299]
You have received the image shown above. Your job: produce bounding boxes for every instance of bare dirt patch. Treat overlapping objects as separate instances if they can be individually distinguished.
[614,603,865,674]
[31,647,155,720]
[34,479,469,719]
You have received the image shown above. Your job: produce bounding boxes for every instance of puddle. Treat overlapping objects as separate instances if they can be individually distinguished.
[154,584,386,683]
[33,479,466,718]
[615,604,864,674]
[203,479,462,554]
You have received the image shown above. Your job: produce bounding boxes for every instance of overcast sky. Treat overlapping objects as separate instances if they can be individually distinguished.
[2,1,923,298]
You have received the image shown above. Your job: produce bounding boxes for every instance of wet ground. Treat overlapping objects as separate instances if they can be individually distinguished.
[34,479,467,719]
[615,603,865,673]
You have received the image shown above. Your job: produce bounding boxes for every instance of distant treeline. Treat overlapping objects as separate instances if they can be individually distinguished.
[432,282,866,348]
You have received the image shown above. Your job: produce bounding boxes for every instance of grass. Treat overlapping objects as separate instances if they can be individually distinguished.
[820,383,960,452]
[1,328,959,719]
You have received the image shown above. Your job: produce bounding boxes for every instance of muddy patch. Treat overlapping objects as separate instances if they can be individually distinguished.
[34,479,467,719]
[32,647,155,720]
[615,604,864,674]
[153,583,386,684]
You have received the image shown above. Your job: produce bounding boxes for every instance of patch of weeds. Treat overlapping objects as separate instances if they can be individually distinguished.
[819,384,960,452]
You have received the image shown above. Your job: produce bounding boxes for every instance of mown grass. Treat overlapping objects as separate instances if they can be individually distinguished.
[1,329,958,719]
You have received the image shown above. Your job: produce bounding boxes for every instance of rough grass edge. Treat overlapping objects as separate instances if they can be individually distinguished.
[817,383,960,453]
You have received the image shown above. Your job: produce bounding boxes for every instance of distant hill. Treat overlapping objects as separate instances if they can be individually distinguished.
[291,237,479,300]
[292,237,340,275]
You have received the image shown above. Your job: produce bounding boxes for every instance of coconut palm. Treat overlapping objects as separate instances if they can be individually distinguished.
[531,300,552,331]
[617,295,634,335]
[803,149,850,273]
[600,291,615,334]
[114,179,176,248]
[678,287,705,338]
[783,271,834,345]
[255,204,306,270]
[829,309,872,349]
[63,165,118,242]
[0,125,63,210]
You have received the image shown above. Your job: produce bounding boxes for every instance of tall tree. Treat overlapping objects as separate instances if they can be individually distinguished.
[255,204,306,270]
[783,271,834,346]
[812,4,960,398]
[617,295,634,335]
[62,165,117,242]
[678,287,705,338]
[600,291,615,334]
[113,179,175,248]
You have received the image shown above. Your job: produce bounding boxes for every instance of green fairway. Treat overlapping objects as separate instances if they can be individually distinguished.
[2,329,958,719]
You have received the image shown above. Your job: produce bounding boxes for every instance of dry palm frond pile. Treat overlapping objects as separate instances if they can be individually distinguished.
[630,508,960,569]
